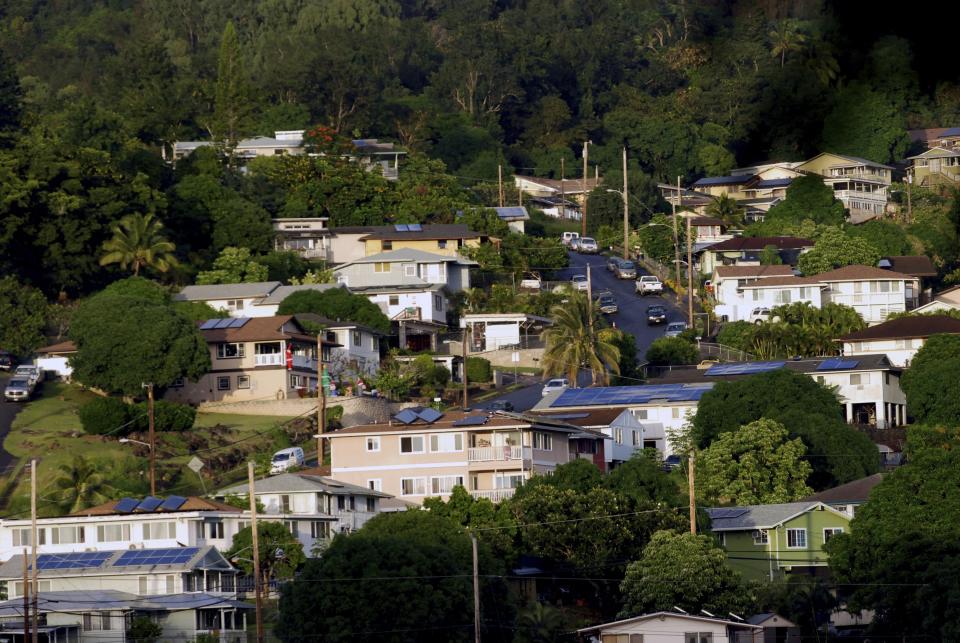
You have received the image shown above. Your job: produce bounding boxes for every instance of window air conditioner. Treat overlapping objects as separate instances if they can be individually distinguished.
[751,530,762,539]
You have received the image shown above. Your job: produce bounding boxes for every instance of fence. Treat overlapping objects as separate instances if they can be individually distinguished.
[698,342,755,362]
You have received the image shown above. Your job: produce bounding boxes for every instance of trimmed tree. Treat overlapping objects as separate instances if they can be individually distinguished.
[0,276,48,356]
[226,521,305,588]
[900,334,960,425]
[277,288,390,333]
[645,336,699,366]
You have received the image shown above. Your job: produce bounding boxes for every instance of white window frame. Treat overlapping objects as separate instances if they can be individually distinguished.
[400,477,427,496]
[366,437,380,452]
[352,330,362,346]
[374,262,391,273]
[399,435,425,454]
[787,528,807,549]
[216,343,245,359]
[310,521,331,539]
[429,433,463,453]
[388,295,400,306]
[237,375,250,389]
[753,530,769,545]
[823,527,844,543]
[430,475,465,495]
[533,432,553,451]
[403,264,416,277]
[367,479,382,492]
[142,521,176,540]
[614,427,623,444]
[51,526,84,545]
[97,524,131,543]
[217,376,231,391]
[849,373,862,386]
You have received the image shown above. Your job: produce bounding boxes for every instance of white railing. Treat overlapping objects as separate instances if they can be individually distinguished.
[468,446,524,462]
[255,353,283,366]
[471,489,516,503]
[833,189,887,201]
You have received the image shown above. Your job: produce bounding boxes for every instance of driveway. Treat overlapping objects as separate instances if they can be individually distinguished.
[0,374,21,469]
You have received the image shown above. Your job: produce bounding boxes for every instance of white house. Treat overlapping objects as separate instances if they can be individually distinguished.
[333,248,475,293]
[732,276,826,321]
[837,314,960,367]
[34,340,77,380]
[699,236,815,275]
[461,313,551,351]
[294,313,384,376]
[913,284,960,314]
[796,153,893,224]
[272,217,330,260]
[173,282,343,318]
[532,408,651,469]
[818,265,916,324]
[578,611,761,643]
[711,265,796,322]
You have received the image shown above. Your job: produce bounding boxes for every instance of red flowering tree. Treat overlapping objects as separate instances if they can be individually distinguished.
[303,124,354,155]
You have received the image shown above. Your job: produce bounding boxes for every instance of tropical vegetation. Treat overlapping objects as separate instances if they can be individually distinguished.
[540,293,620,385]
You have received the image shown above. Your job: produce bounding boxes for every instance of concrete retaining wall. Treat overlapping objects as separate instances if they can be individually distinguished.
[197,395,417,426]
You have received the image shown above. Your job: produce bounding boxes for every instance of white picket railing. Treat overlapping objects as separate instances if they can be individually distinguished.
[467,446,524,462]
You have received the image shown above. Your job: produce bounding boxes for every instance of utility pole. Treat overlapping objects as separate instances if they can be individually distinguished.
[906,171,913,224]
[586,264,594,348]
[316,334,326,465]
[581,141,590,237]
[672,176,682,307]
[462,328,470,410]
[30,459,38,643]
[22,550,30,643]
[146,383,156,495]
[560,158,565,221]
[688,450,697,535]
[686,214,694,326]
[471,531,481,643]
[622,147,630,260]
[497,164,504,207]
[248,462,264,643]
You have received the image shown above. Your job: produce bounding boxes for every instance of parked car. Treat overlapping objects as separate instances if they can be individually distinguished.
[571,275,589,291]
[750,307,772,324]
[597,295,619,314]
[615,260,637,280]
[569,238,582,252]
[646,305,668,325]
[578,237,599,254]
[662,455,682,471]
[542,378,570,397]
[664,321,688,337]
[3,378,33,402]
[636,275,664,296]
[561,231,580,246]
[14,365,41,387]
[519,272,542,290]
[488,400,515,412]
[606,256,622,272]
[0,353,15,371]
[270,447,305,474]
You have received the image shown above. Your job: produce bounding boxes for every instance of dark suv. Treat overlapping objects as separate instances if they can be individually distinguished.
[646,305,668,325]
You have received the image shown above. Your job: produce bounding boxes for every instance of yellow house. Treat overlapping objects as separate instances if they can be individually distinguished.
[907,146,960,188]
[361,224,484,257]
[796,152,893,223]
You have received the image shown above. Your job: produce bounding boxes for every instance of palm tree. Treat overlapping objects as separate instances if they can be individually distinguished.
[705,194,745,227]
[516,601,568,643]
[769,19,807,68]
[541,293,620,386]
[99,213,179,276]
[54,455,114,513]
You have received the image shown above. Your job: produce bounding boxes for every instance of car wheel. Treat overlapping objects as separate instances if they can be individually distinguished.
[754,319,763,325]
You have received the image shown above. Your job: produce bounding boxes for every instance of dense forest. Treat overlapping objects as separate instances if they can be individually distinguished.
[3,0,960,297]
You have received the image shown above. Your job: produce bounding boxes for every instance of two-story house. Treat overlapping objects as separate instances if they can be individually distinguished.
[173,282,343,318]
[164,316,338,405]
[733,276,826,320]
[698,237,814,275]
[818,265,917,324]
[707,501,852,581]
[293,313,384,376]
[531,408,649,470]
[675,212,734,251]
[327,409,604,504]
[796,153,893,223]
[711,265,798,322]
[359,224,484,257]
[272,217,331,260]
[837,314,960,367]
[514,174,602,213]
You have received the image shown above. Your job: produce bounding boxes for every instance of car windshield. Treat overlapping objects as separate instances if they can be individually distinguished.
[272,453,290,462]
[667,323,686,331]
[572,275,587,282]
[620,261,635,269]
[8,379,28,387]
[600,297,615,304]
[582,238,595,243]
[648,307,666,313]
[546,379,566,387]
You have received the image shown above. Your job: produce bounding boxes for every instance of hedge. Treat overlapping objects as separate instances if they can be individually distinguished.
[465,357,492,383]
[79,397,132,436]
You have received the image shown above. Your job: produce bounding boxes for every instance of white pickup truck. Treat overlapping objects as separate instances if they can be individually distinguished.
[635,275,664,296]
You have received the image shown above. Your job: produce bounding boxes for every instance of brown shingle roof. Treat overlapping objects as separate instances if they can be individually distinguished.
[531,408,626,426]
[71,496,242,517]
[199,315,338,346]
[705,236,814,252]
[714,265,794,279]
[816,265,914,282]
[883,256,937,278]
[738,276,825,288]
[516,175,602,193]
[804,474,884,504]
[837,315,960,342]
[36,340,77,354]
[360,224,481,241]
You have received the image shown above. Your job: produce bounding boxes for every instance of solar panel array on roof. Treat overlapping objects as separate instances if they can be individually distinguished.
[816,359,860,371]
[705,361,786,376]
[214,318,234,329]
[114,547,200,567]
[159,495,188,511]
[227,317,249,328]
[393,223,424,232]
[34,552,113,571]
[417,408,444,424]
[756,178,793,188]
[710,508,749,519]
[393,409,420,424]
[452,415,489,427]
[199,319,220,330]
[550,384,714,408]
[136,496,163,512]
[114,497,140,513]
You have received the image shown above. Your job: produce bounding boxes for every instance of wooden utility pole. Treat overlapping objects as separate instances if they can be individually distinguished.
[560,158,565,221]
[22,549,30,642]
[317,334,327,465]
[248,462,264,643]
[30,459,38,643]
[688,450,697,534]
[462,328,469,409]
[581,141,590,237]
[906,171,913,224]
[622,147,630,260]
[471,531,481,643]
[497,165,504,207]
[146,384,156,495]
[672,176,682,307]
[686,214,694,326]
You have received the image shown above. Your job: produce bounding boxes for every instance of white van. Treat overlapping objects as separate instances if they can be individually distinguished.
[270,447,305,474]
[561,231,580,246]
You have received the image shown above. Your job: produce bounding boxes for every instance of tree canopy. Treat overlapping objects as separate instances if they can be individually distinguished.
[900,334,960,425]
[0,277,48,356]
[277,287,390,333]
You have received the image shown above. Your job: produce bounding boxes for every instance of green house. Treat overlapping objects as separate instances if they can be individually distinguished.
[706,501,852,581]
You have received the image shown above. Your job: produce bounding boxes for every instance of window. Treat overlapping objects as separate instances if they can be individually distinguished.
[684,634,713,643]
[217,376,231,391]
[533,432,553,451]
[51,526,84,545]
[672,407,682,419]
[753,530,769,545]
[849,373,862,386]
[403,264,416,277]
[139,576,148,594]
[389,295,400,306]
[374,262,391,273]
[775,289,792,304]
[217,343,245,359]
[310,521,331,539]
[633,409,648,420]
[434,294,443,310]
[602,635,644,643]
[431,476,465,495]
[226,299,244,311]
[787,528,807,548]
[337,495,346,511]
[382,240,393,250]
[367,479,382,492]
[143,522,175,540]
[283,520,299,537]
[717,533,725,546]
[207,521,224,539]
[824,527,844,543]
[82,612,114,631]
[290,374,306,388]
[97,524,130,543]
[632,431,641,447]
[438,240,448,249]
[366,497,376,512]
[281,495,291,513]
[752,289,762,301]
[366,437,380,452]
[12,528,45,547]
[816,375,825,385]
[352,330,362,346]
[400,435,425,454]
[495,474,524,489]
[170,377,184,388]
[799,287,810,299]
[430,433,463,452]
[237,375,250,389]
[401,477,427,496]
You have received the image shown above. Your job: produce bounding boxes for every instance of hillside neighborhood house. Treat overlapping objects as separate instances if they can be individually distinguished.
[698,236,814,275]
[838,314,960,367]
[173,282,342,318]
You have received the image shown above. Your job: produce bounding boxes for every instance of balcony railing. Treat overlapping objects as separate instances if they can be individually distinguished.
[255,353,283,366]
[292,355,317,370]
[471,488,516,503]
[468,446,525,462]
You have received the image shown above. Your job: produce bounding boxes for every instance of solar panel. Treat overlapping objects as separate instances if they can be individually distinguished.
[213,317,234,329]
[705,361,785,377]
[35,551,113,570]
[417,408,444,424]
[136,496,163,512]
[408,223,422,232]
[816,359,860,371]
[393,409,419,425]
[114,497,140,513]
[452,415,488,427]
[394,224,409,232]
[159,495,187,511]
[549,384,715,408]
[227,317,249,329]
[710,508,749,519]
[114,547,200,567]
[199,319,220,330]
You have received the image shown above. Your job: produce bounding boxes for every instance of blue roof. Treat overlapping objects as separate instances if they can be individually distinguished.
[492,206,530,220]
[816,358,860,371]
[114,547,201,567]
[549,383,713,408]
[692,175,752,187]
[705,361,785,376]
[941,127,960,138]
[755,178,793,188]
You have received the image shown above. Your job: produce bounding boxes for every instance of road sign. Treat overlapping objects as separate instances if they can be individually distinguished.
[511,351,520,363]
[187,457,204,473]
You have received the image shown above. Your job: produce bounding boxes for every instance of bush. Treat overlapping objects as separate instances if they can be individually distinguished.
[127,616,162,643]
[716,321,757,354]
[134,400,196,432]
[645,337,700,366]
[79,397,133,436]
[466,357,492,383]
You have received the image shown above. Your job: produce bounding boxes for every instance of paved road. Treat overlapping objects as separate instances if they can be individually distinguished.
[0,374,21,469]
[483,251,686,411]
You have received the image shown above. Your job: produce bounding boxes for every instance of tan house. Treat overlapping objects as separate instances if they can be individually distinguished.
[907,146,960,188]
[796,153,893,223]
[164,316,338,405]
[360,224,484,257]
[327,409,604,504]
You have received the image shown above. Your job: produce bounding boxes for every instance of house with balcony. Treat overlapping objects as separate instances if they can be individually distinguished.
[711,264,795,320]
[698,236,814,275]
[719,276,826,322]
[796,153,893,224]
[531,408,650,469]
[358,224,485,258]
[164,316,338,405]
[514,174,602,210]
[173,282,342,318]
[326,409,604,504]
[294,313,384,377]
[818,265,916,324]
[837,315,960,367]
[272,217,331,260]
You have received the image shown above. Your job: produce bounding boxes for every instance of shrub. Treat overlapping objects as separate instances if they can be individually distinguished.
[79,397,133,436]
[127,616,162,643]
[466,357,492,383]
[645,337,699,366]
[134,400,196,432]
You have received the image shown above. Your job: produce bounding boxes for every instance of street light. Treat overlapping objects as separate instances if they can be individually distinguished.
[119,437,156,494]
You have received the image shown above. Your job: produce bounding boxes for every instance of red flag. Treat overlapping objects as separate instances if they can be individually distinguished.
[285,345,293,370]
